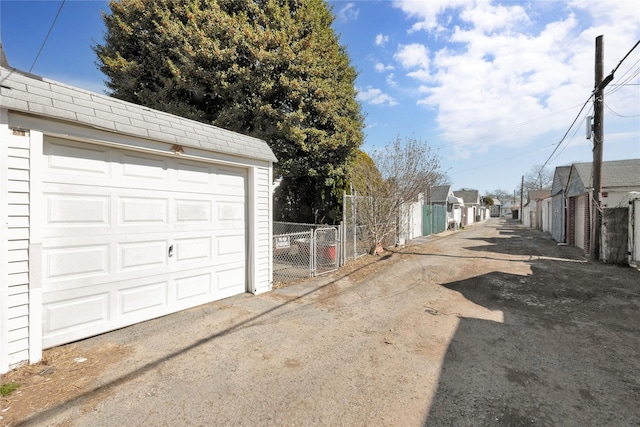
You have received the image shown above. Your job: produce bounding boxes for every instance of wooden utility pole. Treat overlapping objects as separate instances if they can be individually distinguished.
[520,176,524,224]
[591,35,604,261]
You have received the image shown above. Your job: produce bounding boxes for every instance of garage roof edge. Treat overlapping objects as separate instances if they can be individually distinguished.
[0,65,278,163]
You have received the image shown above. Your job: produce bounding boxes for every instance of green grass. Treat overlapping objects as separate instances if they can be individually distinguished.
[0,382,20,396]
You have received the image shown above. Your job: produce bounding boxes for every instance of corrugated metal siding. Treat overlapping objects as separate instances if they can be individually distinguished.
[253,167,272,294]
[6,133,30,367]
[551,193,565,243]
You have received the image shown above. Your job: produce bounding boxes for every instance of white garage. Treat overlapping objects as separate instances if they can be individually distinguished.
[0,60,277,373]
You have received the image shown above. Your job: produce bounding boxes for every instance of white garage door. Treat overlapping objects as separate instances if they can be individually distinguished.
[41,137,247,348]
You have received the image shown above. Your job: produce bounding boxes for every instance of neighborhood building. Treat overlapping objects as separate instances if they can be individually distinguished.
[0,57,277,373]
[522,190,551,229]
[454,189,485,226]
[565,159,640,254]
[490,199,502,217]
[428,185,464,229]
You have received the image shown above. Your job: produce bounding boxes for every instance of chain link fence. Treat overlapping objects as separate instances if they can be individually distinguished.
[273,222,340,286]
[342,195,371,262]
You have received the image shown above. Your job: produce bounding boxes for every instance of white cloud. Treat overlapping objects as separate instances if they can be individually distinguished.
[394,43,430,70]
[396,0,640,157]
[374,62,394,73]
[357,87,399,107]
[375,34,389,46]
[337,3,359,23]
[459,1,529,32]
[386,73,398,88]
[392,0,469,32]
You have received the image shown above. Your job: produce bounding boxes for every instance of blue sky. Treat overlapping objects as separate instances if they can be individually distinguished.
[1,0,639,195]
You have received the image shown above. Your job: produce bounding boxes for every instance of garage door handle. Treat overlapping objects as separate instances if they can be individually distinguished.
[168,244,174,258]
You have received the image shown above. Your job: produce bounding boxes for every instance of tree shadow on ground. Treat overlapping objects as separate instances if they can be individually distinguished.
[423,247,640,426]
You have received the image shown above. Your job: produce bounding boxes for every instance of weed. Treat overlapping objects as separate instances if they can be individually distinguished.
[1,382,20,396]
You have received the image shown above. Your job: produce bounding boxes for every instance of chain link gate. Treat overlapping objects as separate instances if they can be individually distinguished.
[313,227,339,276]
[272,224,340,286]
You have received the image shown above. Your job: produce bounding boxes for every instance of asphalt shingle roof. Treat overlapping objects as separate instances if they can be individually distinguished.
[0,64,277,163]
[573,159,640,189]
[528,190,550,201]
[429,185,451,204]
[453,189,480,205]
[551,166,571,196]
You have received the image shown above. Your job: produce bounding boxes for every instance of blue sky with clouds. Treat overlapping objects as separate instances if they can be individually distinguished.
[1,0,639,195]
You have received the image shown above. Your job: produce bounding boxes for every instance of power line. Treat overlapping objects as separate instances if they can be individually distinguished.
[29,0,66,73]
[541,39,640,171]
[550,104,594,163]
[606,66,640,96]
[610,39,640,76]
[540,94,594,170]
[605,102,640,118]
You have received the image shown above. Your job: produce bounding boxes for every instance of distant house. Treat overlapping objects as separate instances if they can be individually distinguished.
[490,199,502,217]
[566,159,640,253]
[429,185,464,228]
[1,54,277,372]
[523,190,551,229]
[550,166,571,243]
[540,195,552,234]
[454,189,482,226]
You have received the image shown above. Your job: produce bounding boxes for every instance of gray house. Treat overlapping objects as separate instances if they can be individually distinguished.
[551,166,571,243]
[565,159,640,253]
[429,185,464,228]
[0,55,277,372]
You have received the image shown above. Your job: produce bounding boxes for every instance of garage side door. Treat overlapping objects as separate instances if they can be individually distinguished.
[40,138,247,348]
[576,196,585,250]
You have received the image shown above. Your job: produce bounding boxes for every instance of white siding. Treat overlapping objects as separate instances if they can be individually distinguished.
[631,198,640,267]
[2,130,31,371]
[253,166,272,294]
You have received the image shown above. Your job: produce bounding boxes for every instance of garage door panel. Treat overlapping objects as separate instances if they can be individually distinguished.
[216,265,246,297]
[120,152,169,182]
[176,161,213,187]
[118,240,168,272]
[215,167,246,195]
[119,196,169,225]
[175,198,213,223]
[44,244,110,281]
[215,233,245,264]
[44,292,110,336]
[174,272,213,303]
[45,139,110,177]
[216,199,245,230]
[45,193,111,226]
[174,237,212,264]
[118,281,168,316]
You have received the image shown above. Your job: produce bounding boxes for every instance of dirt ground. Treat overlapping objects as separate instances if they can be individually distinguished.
[2,218,639,426]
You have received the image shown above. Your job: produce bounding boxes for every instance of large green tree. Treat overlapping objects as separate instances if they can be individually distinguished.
[95,0,364,223]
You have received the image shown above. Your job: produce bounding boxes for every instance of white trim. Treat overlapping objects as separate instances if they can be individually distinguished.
[1,108,10,373]
[8,112,272,169]
[267,165,274,292]
[29,131,44,364]
[248,167,257,293]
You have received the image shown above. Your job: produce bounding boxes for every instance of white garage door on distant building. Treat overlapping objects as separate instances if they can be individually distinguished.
[41,137,247,348]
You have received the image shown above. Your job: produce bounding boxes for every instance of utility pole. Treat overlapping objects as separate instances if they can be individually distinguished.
[520,176,524,224]
[591,35,605,261]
